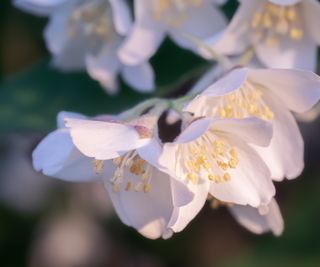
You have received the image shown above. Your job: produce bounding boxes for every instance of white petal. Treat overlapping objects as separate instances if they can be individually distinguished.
[252,92,304,180]
[210,117,273,147]
[210,138,275,207]
[187,67,248,101]
[44,3,87,70]
[188,64,223,95]
[117,0,166,65]
[269,0,302,5]
[207,1,261,56]
[229,198,284,236]
[104,167,175,239]
[168,179,210,233]
[170,179,194,207]
[249,68,320,113]
[138,138,194,206]
[169,3,226,53]
[109,0,132,35]
[255,33,317,71]
[14,0,66,16]
[44,8,70,54]
[121,62,155,93]
[174,118,213,144]
[185,67,248,116]
[32,129,100,182]
[303,0,320,44]
[85,40,122,94]
[66,118,151,160]
[57,111,87,128]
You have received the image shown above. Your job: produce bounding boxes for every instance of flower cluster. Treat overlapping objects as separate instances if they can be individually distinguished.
[19,0,320,238]
[14,0,226,93]
[33,65,320,238]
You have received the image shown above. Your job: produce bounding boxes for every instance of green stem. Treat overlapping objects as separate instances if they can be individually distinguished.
[237,46,255,66]
[183,34,233,70]
[119,98,167,120]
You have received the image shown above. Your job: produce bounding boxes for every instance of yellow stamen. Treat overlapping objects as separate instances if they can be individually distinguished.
[250,2,303,46]
[93,160,104,174]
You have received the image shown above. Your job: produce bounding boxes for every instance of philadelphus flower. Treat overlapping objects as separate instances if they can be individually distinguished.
[207,0,320,70]
[14,0,155,93]
[159,116,276,232]
[33,111,194,239]
[186,67,320,181]
[118,0,227,66]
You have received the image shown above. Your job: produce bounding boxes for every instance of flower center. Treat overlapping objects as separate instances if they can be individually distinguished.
[110,152,152,193]
[218,81,274,121]
[181,133,239,185]
[153,0,203,27]
[251,2,303,46]
[68,2,112,44]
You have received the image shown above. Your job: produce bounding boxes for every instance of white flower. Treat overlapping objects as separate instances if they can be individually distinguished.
[229,198,284,236]
[118,0,227,66]
[206,0,320,70]
[32,111,101,182]
[186,67,320,181]
[14,0,155,93]
[33,111,194,239]
[159,116,275,232]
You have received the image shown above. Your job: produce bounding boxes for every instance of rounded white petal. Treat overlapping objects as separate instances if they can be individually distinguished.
[42,1,72,53]
[168,179,210,233]
[66,118,151,160]
[117,0,166,65]
[185,67,249,116]
[109,0,132,35]
[57,111,87,129]
[138,138,194,207]
[252,92,304,180]
[269,0,302,5]
[229,198,284,236]
[104,167,175,239]
[208,0,262,55]
[210,137,275,207]
[175,118,212,144]
[210,117,273,147]
[254,34,317,71]
[303,0,320,44]
[85,41,122,94]
[169,3,227,53]
[188,64,223,95]
[121,62,155,93]
[249,68,320,113]
[14,0,66,16]
[44,3,87,70]
[33,129,101,182]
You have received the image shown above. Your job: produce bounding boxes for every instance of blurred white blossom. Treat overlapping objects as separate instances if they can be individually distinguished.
[205,0,320,70]
[14,0,155,93]
[118,0,227,66]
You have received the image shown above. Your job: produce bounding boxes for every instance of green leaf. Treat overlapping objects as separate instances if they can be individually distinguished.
[0,39,208,132]
[0,59,147,132]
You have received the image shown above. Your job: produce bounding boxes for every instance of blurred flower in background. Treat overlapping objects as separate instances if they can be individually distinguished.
[14,0,155,93]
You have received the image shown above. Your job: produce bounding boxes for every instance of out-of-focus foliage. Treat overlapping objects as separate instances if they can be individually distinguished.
[0,41,205,131]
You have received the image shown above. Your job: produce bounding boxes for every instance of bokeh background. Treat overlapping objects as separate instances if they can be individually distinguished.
[1,1,320,266]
